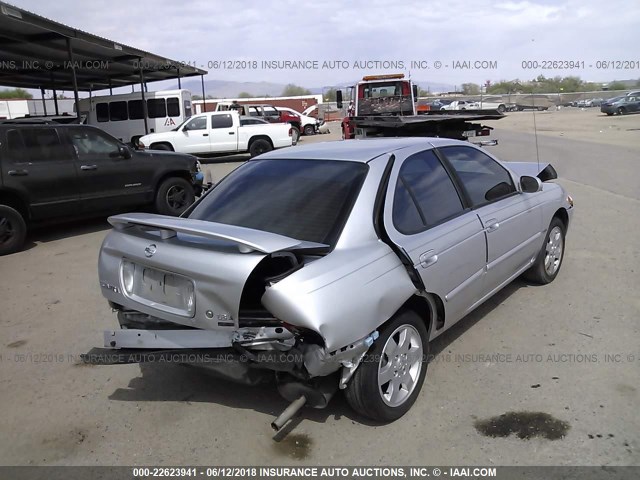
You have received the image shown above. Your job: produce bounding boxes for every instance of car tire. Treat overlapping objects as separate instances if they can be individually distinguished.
[0,205,27,256]
[606,112,613,116]
[345,309,429,422]
[498,105,506,113]
[617,107,626,115]
[523,216,566,285]
[303,124,315,136]
[154,177,195,216]
[249,139,273,158]
[290,127,300,145]
[151,143,174,151]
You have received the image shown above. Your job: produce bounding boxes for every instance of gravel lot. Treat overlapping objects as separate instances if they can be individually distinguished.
[1,108,639,466]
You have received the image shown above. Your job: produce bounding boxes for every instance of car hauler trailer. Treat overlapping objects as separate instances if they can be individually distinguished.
[337,74,503,144]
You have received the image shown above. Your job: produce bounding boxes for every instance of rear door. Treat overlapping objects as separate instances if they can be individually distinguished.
[1,126,80,220]
[65,127,153,212]
[208,114,238,153]
[383,147,487,332]
[438,145,543,297]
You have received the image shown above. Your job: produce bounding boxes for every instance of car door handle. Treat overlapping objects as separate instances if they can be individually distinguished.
[228,132,235,135]
[8,169,28,176]
[80,165,97,171]
[485,219,500,232]
[202,133,209,137]
[419,251,438,268]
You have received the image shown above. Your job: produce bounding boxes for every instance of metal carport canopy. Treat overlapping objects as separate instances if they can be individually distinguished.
[0,1,207,92]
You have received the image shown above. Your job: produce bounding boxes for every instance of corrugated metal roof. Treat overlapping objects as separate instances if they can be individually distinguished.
[0,1,206,92]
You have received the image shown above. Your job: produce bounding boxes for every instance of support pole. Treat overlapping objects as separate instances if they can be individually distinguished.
[40,87,48,116]
[201,74,206,113]
[50,71,59,115]
[139,60,149,135]
[66,38,81,120]
[177,68,181,89]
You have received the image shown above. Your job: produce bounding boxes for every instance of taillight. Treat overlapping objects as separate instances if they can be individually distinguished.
[138,141,146,149]
[288,127,292,136]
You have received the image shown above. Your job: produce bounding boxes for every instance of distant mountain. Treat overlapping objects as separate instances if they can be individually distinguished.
[179,79,289,98]
[179,78,457,98]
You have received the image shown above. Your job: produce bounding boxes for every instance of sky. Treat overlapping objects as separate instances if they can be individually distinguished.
[5,0,640,90]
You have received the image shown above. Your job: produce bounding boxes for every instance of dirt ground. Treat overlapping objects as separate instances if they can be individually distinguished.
[484,108,640,150]
[0,115,639,467]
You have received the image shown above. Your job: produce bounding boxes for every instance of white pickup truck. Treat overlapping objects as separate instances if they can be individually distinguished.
[138,111,293,157]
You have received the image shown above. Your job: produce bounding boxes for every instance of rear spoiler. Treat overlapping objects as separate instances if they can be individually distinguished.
[108,213,329,254]
[504,162,558,182]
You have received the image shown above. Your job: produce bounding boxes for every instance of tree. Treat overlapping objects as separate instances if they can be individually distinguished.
[607,81,627,91]
[323,88,337,102]
[282,84,311,96]
[237,91,253,98]
[461,83,480,95]
[0,88,33,99]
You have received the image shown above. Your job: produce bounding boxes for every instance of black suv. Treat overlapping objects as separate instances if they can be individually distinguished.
[0,122,203,255]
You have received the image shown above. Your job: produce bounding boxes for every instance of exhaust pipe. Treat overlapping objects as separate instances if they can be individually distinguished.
[271,395,307,431]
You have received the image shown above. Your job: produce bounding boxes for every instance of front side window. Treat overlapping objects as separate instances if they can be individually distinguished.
[393,150,465,234]
[439,146,516,206]
[68,128,120,156]
[189,159,368,245]
[184,116,207,131]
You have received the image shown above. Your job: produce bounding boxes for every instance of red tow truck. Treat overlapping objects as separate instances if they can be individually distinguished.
[337,74,502,144]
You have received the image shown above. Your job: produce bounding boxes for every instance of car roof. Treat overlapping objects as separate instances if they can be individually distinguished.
[257,137,468,163]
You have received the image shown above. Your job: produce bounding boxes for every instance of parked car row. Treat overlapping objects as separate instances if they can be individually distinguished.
[600,95,640,115]
[0,121,203,255]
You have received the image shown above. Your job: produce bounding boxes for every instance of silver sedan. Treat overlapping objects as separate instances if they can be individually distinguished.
[91,138,573,426]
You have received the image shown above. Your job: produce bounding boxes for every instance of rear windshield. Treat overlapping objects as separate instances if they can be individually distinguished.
[189,159,368,245]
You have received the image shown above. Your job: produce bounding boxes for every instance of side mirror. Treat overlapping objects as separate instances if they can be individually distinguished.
[182,124,189,132]
[412,84,418,102]
[336,90,343,109]
[118,145,132,159]
[520,175,542,193]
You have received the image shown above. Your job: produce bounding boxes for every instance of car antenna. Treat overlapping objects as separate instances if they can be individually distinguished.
[531,87,541,170]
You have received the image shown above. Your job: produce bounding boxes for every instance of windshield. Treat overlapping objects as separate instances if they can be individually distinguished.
[189,159,368,245]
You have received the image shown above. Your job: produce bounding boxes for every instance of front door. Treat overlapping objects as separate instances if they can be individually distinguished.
[65,127,153,212]
[437,145,543,298]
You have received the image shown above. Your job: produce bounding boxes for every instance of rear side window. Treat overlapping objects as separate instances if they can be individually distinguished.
[211,114,233,129]
[96,103,109,122]
[6,128,69,163]
[147,99,167,118]
[128,100,144,120]
[167,98,180,117]
[393,150,464,234]
[109,101,128,121]
[439,146,516,206]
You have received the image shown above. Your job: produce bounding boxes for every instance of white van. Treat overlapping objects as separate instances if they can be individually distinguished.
[77,89,192,145]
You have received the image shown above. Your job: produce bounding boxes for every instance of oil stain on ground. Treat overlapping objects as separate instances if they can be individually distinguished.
[474,411,570,440]
[272,433,312,460]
